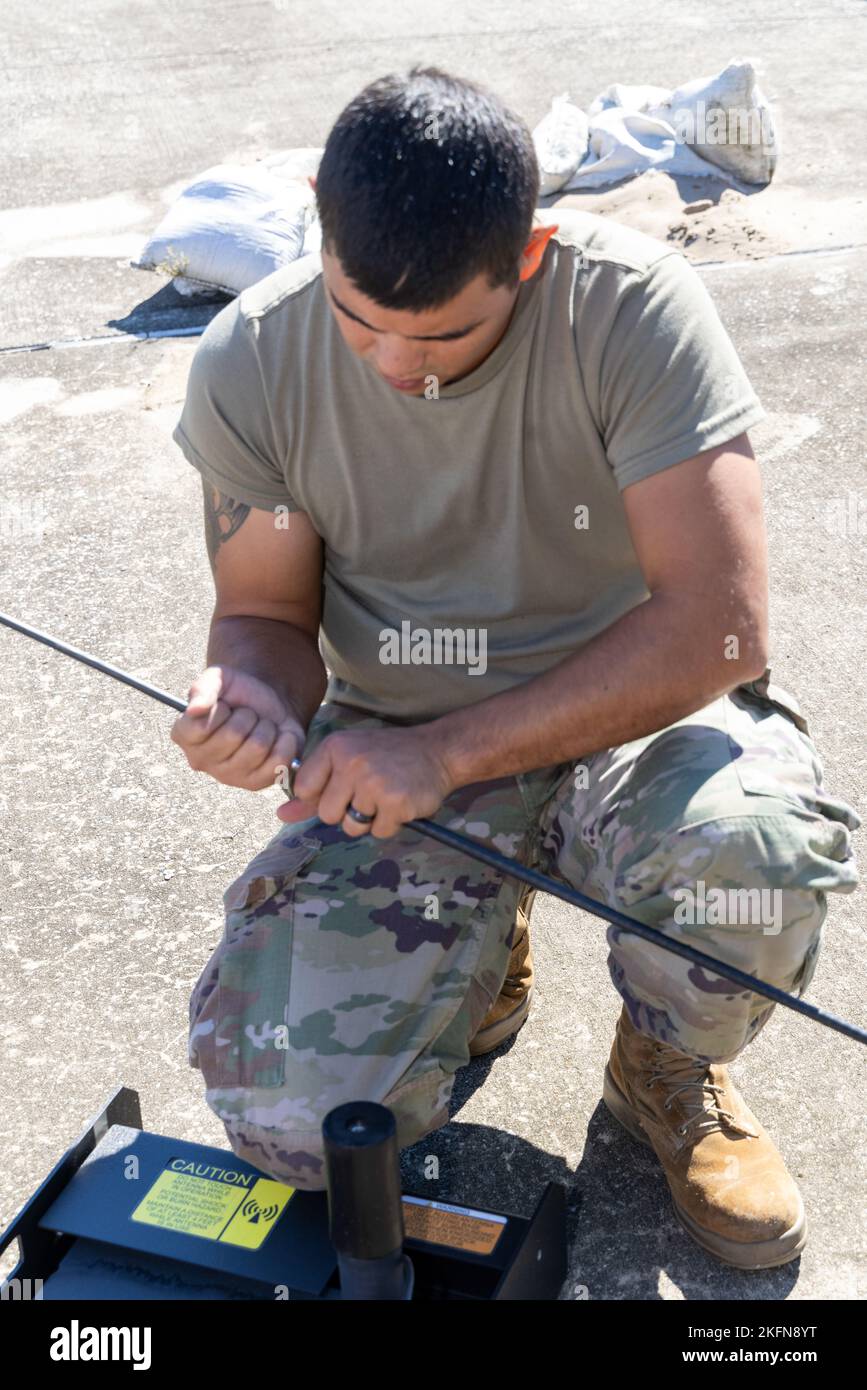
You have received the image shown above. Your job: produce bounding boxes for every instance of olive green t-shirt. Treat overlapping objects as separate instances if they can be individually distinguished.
[172,208,766,722]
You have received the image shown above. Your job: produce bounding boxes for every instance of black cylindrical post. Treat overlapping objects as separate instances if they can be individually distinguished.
[322,1102,414,1300]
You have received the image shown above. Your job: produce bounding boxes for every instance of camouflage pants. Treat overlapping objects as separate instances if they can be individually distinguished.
[189,679,860,1190]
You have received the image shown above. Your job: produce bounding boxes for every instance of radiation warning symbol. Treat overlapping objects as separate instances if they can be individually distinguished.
[240,1195,281,1227]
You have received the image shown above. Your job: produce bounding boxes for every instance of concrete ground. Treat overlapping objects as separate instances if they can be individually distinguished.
[1,0,864,1301]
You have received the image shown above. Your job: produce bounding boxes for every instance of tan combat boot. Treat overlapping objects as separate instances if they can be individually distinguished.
[602,1004,806,1269]
[469,888,536,1056]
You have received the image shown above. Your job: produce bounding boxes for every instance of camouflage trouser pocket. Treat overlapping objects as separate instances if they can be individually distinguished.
[190,835,321,1091]
[723,688,821,811]
[722,681,862,834]
[734,667,810,736]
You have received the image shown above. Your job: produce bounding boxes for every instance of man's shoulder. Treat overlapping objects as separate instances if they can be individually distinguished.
[185,253,325,420]
[235,250,324,328]
[538,204,677,279]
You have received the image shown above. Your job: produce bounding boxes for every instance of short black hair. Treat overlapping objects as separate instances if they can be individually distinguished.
[315,65,540,311]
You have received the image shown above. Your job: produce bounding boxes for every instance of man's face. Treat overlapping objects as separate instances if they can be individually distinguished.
[320,245,522,395]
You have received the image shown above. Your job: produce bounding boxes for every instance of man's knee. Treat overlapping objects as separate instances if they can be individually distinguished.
[206,1063,454,1192]
[558,695,858,912]
[600,806,856,1061]
[613,804,857,924]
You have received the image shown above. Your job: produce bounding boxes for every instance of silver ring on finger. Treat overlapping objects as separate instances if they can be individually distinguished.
[286,757,303,799]
[346,804,376,825]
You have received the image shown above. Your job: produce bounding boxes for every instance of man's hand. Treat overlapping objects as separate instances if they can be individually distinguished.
[277,726,454,839]
[171,666,306,791]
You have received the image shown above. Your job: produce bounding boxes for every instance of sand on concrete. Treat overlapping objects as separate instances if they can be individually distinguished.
[547,167,866,264]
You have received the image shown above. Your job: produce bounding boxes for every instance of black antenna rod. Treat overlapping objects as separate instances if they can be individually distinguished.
[2,609,864,1047]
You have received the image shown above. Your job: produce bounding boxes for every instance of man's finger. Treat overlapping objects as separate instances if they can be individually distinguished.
[185,666,225,717]
[341,804,377,838]
[215,716,278,777]
[276,797,319,824]
[208,706,260,763]
[293,742,334,803]
[270,727,306,781]
[367,811,401,840]
[317,772,357,826]
[172,698,233,747]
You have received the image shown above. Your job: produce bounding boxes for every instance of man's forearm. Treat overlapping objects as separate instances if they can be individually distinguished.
[426,592,768,788]
[206,614,327,728]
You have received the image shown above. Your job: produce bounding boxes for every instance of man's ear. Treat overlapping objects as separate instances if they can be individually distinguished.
[518,223,559,281]
[307,174,317,191]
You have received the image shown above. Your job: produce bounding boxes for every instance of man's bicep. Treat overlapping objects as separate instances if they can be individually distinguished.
[201,479,323,635]
[621,433,768,659]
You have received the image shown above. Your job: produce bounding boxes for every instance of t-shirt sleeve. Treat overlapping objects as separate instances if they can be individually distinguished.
[598,251,767,491]
[172,297,300,512]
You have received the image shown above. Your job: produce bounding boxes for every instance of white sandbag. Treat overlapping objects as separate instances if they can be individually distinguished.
[557,57,777,191]
[302,216,322,257]
[664,60,778,185]
[588,83,672,116]
[260,147,324,184]
[170,276,227,300]
[532,96,590,195]
[133,163,319,297]
[562,103,718,189]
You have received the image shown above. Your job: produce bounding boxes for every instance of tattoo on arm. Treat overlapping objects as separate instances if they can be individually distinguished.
[202,483,251,568]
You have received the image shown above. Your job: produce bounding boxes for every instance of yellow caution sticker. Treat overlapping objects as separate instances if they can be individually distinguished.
[131,1159,294,1250]
[220,1179,295,1249]
[401,1196,507,1255]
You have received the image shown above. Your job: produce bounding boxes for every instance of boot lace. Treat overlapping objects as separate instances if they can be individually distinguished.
[644,1043,757,1141]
